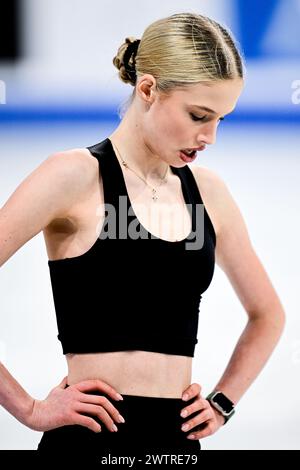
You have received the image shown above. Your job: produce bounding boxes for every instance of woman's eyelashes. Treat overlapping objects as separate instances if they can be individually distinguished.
[190,113,225,123]
[190,113,206,121]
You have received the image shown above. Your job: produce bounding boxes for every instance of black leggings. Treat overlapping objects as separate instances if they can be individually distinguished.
[36,388,201,462]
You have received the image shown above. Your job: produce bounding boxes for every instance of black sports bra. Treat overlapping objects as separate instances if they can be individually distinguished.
[47,137,216,357]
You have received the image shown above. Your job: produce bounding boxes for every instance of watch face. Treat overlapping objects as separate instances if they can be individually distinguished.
[213,392,234,413]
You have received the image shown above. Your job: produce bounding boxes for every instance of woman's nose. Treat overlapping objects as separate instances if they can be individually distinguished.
[197,121,219,146]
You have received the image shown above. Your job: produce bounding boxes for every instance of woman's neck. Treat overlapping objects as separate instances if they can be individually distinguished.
[108,112,170,182]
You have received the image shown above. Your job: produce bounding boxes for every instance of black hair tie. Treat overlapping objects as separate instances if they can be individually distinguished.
[123,39,141,83]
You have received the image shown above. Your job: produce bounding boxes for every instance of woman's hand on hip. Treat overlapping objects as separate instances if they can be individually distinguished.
[26,376,125,433]
[180,382,225,440]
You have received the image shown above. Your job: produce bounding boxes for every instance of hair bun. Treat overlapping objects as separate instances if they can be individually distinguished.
[113,37,141,86]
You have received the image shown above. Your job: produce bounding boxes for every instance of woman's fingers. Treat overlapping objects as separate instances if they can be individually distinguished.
[74,380,123,402]
[180,397,207,418]
[77,392,125,425]
[181,409,212,432]
[180,398,213,437]
[75,403,119,433]
[64,380,126,433]
[72,413,102,433]
[182,382,202,401]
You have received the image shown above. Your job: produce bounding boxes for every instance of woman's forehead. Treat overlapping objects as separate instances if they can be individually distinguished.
[172,79,244,113]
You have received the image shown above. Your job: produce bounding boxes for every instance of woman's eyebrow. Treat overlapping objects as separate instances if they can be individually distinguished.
[192,105,217,115]
[192,104,235,117]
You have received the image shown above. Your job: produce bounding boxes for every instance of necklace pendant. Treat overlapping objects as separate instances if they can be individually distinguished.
[152,188,158,201]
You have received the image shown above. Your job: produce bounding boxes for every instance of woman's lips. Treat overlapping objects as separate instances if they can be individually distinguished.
[179,150,197,162]
[179,146,205,162]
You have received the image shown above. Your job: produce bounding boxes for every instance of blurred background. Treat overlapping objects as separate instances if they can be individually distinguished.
[0,0,299,450]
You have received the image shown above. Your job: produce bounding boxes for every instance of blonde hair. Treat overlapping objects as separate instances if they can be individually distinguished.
[113,12,245,117]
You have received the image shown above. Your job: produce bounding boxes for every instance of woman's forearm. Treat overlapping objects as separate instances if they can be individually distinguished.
[0,361,34,426]
[211,310,286,405]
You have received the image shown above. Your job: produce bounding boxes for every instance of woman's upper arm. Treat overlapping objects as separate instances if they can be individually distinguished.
[0,149,93,268]
[194,166,285,320]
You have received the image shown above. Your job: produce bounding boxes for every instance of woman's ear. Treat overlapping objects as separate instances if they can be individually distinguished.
[137,74,156,103]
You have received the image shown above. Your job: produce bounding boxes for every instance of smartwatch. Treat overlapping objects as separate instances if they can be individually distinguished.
[206,390,235,424]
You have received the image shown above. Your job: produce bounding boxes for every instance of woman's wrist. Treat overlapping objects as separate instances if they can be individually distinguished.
[15,394,36,427]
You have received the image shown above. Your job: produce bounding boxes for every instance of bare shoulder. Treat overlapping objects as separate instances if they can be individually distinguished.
[191,164,250,239]
[191,164,254,270]
[190,164,225,196]
[47,147,99,187]
[45,147,100,216]
[190,165,226,238]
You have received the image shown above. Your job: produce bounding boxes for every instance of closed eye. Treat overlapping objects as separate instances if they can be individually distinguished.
[190,113,225,122]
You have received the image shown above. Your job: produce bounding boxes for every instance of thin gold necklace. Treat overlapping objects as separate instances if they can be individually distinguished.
[113,142,170,202]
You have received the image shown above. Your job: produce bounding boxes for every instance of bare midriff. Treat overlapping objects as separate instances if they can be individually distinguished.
[66,350,193,398]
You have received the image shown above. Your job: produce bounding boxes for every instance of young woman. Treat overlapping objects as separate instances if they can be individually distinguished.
[0,12,285,458]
